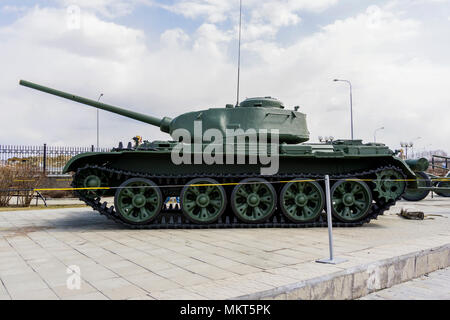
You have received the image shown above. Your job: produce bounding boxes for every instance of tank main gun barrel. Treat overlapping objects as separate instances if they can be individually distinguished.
[19,80,172,133]
[405,158,429,172]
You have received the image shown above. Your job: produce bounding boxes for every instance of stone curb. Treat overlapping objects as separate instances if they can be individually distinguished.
[234,244,450,300]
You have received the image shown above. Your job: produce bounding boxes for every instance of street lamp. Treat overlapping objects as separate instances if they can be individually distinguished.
[334,79,353,140]
[97,93,104,151]
[374,126,384,143]
[400,142,413,159]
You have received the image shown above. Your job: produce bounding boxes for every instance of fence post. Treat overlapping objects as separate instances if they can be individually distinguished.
[43,143,47,175]
[91,145,94,152]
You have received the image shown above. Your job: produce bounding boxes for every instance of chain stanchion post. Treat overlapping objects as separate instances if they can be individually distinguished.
[316,175,347,265]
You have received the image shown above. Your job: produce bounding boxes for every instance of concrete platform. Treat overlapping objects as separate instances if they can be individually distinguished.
[0,196,448,300]
[359,267,450,300]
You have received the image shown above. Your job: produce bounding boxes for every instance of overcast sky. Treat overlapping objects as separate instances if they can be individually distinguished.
[0,0,449,154]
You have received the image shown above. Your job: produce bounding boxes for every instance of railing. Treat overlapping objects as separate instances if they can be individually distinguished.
[431,155,450,172]
[0,144,110,175]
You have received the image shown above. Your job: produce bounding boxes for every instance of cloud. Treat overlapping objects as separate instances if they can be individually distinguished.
[1,5,29,13]
[0,7,152,146]
[0,6,236,147]
[160,0,234,23]
[249,0,338,27]
[59,0,135,18]
[160,28,190,48]
[2,7,147,60]
[0,1,449,155]
[161,0,339,41]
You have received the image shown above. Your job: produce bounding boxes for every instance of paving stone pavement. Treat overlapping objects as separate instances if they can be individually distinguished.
[360,267,450,300]
[0,195,449,300]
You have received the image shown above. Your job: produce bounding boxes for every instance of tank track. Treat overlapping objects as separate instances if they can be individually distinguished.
[73,165,405,229]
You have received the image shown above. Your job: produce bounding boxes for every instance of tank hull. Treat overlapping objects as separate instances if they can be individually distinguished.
[66,141,417,229]
[65,149,414,178]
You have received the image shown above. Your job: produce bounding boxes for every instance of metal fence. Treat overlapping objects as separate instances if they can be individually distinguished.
[432,155,449,172]
[0,144,110,175]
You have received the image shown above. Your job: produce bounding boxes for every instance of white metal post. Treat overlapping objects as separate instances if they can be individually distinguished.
[316,175,347,265]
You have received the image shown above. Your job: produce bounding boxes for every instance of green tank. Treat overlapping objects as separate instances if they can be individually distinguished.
[20,79,423,228]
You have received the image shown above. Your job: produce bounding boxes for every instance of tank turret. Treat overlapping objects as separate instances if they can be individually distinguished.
[20,80,309,144]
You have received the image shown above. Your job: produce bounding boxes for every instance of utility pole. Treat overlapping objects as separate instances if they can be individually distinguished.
[236,0,243,107]
[374,126,384,143]
[334,79,353,140]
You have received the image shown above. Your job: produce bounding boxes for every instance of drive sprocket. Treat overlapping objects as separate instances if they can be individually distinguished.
[373,168,406,202]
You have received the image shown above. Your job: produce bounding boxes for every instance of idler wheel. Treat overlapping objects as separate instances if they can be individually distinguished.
[231,178,276,223]
[75,168,109,199]
[280,178,325,223]
[181,178,226,224]
[114,178,162,225]
[331,179,372,222]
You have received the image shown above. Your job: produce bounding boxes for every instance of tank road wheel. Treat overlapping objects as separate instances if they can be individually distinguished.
[373,169,406,203]
[114,178,162,225]
[331,179,372,222]
[402,172,431,201]
[280,178,325,223]
[231,178,277,223]
[74,168,109,199]
[181,178,227,224]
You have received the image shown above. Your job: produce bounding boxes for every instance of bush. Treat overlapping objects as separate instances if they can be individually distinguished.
[40,189,74,199]
[0,165,44,207]
[427,167,448,177]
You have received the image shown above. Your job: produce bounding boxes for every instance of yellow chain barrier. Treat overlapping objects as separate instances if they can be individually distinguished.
[12,177,445,192]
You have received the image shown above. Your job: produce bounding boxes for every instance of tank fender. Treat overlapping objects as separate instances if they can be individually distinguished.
[63,152,121,173]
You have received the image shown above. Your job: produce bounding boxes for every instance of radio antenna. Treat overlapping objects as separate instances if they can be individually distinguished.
[236,0,242,107]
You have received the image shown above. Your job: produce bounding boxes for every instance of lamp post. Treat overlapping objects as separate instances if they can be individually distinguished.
[334,79,353,140]
[96,93,103,151]
[374,126,384,143]
[400,142,413,159]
